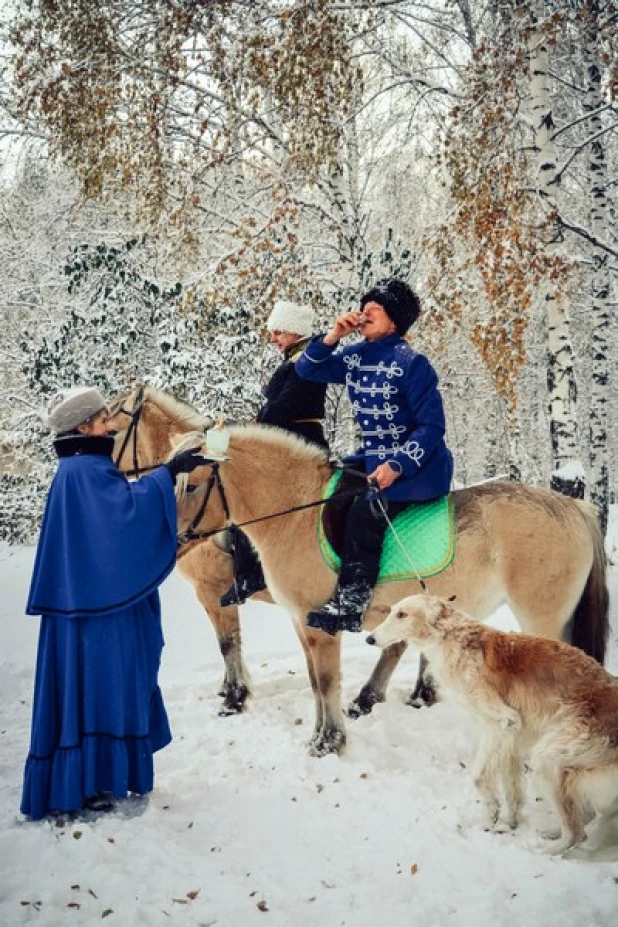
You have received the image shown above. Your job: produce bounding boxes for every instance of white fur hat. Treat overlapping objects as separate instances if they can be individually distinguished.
[46,386,107,434]
[266,300,314,337]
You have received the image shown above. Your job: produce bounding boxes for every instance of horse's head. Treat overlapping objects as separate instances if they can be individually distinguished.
[107,384,211,478]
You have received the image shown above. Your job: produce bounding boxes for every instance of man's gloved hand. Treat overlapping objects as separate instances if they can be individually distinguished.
[165,447,209,481]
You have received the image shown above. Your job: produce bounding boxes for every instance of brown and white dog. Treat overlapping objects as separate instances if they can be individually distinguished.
[367,594,618,859]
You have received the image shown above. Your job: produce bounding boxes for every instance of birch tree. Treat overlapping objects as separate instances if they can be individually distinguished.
[420,0,616,525]
[581,0,613,532]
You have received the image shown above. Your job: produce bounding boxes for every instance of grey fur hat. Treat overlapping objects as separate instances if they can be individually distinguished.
[46,386,107,434]
[266,300,314,337]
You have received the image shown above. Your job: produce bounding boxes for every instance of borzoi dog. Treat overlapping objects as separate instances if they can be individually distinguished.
[367,594,618,859]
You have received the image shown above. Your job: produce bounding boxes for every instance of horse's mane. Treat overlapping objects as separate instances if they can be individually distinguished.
[143,385,210,431]
[228,422,330,466]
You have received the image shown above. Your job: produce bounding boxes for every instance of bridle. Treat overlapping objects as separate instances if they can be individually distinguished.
[112,385,161,478]
[177,462,230,548]
[111,385,229,549]
[111,388,402,566]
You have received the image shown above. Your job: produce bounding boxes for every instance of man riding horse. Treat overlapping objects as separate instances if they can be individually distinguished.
[220,299,329,607]
[296,278,454,635]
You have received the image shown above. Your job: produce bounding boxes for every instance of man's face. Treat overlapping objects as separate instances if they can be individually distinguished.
[359,301,397,342]
[270,330,302,353]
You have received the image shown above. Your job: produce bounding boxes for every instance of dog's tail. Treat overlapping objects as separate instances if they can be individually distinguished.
[568,502,609,665]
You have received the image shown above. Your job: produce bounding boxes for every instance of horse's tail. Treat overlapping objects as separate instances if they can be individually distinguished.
[568,501,609,665]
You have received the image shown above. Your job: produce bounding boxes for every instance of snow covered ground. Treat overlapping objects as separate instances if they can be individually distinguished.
[1,512,617,927]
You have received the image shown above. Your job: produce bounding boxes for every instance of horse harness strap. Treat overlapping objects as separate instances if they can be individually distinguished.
[177,463,231,548]
[177,476,367,549]
[113,384,148,477]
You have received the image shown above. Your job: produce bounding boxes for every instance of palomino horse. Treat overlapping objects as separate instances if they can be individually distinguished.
[108,385,256,714]
[108,386,610,756]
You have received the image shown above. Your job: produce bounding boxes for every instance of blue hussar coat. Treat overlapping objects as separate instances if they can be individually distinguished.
[21,434,178,821]
[296,333,453,502]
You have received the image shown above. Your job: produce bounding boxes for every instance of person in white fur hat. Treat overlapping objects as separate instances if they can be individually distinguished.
[220,298,329,607]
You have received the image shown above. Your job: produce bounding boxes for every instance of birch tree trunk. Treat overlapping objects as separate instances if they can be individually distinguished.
[582,0,610,534]
[527,4,583,499]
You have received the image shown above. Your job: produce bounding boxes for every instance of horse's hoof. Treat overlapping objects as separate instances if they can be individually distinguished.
[406,681,439,709]
[346,687,384,719]
[308,730,346,757]
[219,684,249,714]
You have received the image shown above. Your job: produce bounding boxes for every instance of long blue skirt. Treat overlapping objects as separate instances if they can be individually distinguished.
[21,592,172,820]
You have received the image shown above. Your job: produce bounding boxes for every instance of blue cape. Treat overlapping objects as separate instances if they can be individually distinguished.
[27,439,177,617]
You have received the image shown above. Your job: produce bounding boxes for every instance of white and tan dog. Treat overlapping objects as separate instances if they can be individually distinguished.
[367,594,618,858]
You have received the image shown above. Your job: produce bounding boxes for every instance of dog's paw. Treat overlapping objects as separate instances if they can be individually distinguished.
[538,834,577,856]
[482,807,500,831]
[491,819,518,834]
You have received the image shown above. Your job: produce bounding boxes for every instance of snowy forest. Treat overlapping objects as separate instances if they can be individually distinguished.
[0,0,616,541]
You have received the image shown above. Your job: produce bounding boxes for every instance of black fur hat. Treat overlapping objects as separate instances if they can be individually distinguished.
[360,278,420,335]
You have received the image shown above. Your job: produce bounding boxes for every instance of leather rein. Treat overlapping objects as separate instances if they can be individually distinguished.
[112,388,372,551]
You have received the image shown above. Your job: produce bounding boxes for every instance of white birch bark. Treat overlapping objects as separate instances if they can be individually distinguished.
[527,3,582,498]
[582,0,610,534]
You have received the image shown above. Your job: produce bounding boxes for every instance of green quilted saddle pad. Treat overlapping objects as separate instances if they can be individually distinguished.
[318,471,455,584]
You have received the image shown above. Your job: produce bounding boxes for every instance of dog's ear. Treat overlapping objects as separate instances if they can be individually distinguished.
[422,596,445,625]
[426,595,456,627]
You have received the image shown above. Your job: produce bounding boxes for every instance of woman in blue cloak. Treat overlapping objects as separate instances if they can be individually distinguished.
[21,386,205,820]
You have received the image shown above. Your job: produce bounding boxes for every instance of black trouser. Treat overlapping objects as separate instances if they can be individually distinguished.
[339,495,411,586]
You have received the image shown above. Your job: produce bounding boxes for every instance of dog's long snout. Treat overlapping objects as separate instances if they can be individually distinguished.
[366,634,376,646]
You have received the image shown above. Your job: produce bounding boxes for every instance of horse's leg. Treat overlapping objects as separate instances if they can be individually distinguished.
[294,619,346,756]
[197,593,251,714]
[407,653,439,708]
[291,620,324,746]
[347,642,408,718]
[178,541,251,714]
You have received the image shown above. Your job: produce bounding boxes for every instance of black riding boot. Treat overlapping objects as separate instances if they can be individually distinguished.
[220,530,266,607]
[306,566,373,636]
